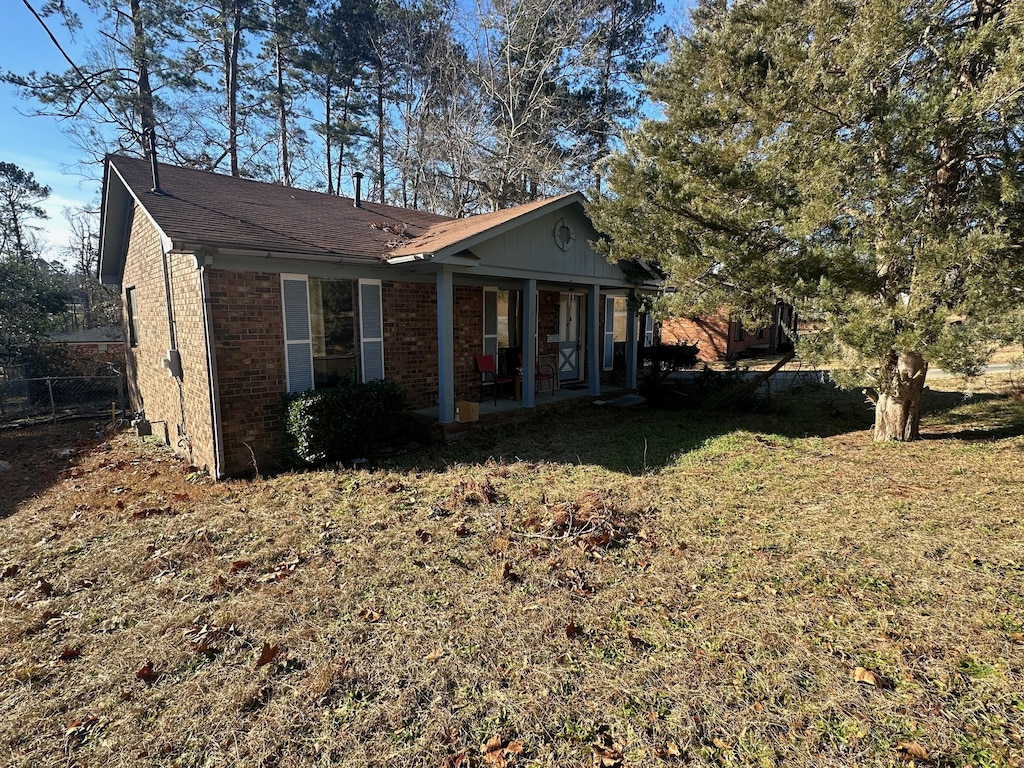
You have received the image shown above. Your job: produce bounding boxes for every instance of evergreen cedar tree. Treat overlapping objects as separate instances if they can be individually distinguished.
[589,0,1024,441]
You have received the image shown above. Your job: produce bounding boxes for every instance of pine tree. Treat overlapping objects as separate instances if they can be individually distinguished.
[590,0,1024,440]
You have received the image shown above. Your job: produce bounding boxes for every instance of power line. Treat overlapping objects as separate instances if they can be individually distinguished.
[19,0,131,131]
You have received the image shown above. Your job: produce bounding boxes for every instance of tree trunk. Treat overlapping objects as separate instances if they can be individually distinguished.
[275,37,291,186]
[375,71,385,203]
[872,351,928,441]
[130,0,157,150]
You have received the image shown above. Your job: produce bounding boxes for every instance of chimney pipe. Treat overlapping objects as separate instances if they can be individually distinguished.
[145,127,163,195]
[353,171,363,208]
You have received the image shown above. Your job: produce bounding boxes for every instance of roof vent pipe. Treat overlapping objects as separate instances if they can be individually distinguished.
[145,126,163,195]
[353,171,363,208]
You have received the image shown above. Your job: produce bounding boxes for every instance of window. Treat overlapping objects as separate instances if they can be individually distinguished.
[604,296,629,371]
[733,319,744,342]
[126,287,140,347]
[483,288,523,374]
[309,278,356,386]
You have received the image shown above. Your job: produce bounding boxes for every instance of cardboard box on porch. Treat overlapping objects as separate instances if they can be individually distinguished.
[455,401,479,423]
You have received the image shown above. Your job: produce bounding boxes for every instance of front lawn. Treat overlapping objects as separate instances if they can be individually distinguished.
[1,379,1022,767]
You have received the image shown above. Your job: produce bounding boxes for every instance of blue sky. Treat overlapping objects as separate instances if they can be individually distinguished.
[2,1,100,260]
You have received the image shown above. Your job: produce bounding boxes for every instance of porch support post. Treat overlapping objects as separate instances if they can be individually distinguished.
[626,290,638,390]
[521,278,537,408]
[587,283,601,396]
[436,269,455,423]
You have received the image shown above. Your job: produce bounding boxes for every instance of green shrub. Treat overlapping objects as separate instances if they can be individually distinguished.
[283,379,409,466]
[642,342,700,383]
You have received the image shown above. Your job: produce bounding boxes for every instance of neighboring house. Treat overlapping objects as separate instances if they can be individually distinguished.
[661,302,798,363]
[46,326,126,374]
[98,155,659,477]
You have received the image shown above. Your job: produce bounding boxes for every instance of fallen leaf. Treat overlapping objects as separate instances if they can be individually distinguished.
[185,623,227,654]
[565,622,583,640]
[425,648,447,662]
[1,564,19,579]
[357,608,382,622]
[712,738,732,751]
[454,523,473,537]
[58,647,82,662]
[853,666,888,688]
[255,642,280,668]
[415,529,433,543]
[896,741,929,762]
[65,715,98,747]
[229,559,252,574]
[135,662,159,685]
[592,743,624,767]
[654,741,682,758]
[482,735,522,766]
[36,577,54,597]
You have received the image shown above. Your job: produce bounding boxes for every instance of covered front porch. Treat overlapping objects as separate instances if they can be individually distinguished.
[383,191,660,425]
[414,379,636,440]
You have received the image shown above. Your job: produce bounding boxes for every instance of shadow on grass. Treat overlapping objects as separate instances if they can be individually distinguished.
[398,383,875,475]
[0,419,112,519]
[398,382,1024,475]
[920,388,1024,441]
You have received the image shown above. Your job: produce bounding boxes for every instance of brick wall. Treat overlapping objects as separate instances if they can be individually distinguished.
[453,286,482,403]
[381,280,438,409]
[662,314,732,362]
[207,269,288,476]
[121,204,215,472]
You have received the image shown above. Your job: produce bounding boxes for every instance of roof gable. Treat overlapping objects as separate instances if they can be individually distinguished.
[99,155,451,282]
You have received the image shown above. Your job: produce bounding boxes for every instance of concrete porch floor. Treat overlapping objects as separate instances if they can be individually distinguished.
[413,383,633,442]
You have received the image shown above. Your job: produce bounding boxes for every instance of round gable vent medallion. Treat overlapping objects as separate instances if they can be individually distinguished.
[554,217,575,251]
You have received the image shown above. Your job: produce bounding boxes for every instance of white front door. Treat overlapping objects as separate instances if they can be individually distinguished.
[558,292,585,382]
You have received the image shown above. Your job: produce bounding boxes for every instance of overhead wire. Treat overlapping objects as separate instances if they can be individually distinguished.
[19,0,135,131]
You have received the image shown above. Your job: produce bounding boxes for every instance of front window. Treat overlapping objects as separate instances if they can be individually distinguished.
[309,278,356,387]
[484,288,523,375]
[612,297,627,344]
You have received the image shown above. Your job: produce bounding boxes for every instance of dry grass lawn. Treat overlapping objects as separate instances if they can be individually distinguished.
[1,376,1022,768]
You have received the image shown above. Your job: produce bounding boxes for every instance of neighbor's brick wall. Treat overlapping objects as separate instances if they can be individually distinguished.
[207,269,288,476]
[121,203,215,473]
[662,314,732,362]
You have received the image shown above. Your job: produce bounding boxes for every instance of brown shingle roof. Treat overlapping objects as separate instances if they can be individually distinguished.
[391,193,580,257]
[108,155,451,261]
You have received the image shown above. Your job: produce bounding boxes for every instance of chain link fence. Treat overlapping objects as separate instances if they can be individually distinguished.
[0,374,127,425]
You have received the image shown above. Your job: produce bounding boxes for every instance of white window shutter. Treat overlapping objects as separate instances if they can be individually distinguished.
[281,275,314,393]
[603,295,615,371]
[359,279,385,382]
[645,313,655,347]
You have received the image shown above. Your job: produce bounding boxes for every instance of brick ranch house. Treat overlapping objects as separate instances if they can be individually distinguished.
[660,302,798,363]
[98,155,659,477]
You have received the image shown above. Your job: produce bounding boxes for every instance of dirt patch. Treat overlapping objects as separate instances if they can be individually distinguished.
[0,420,112,518]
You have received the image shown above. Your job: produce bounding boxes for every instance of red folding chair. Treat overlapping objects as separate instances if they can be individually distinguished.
[474,355,514,404]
